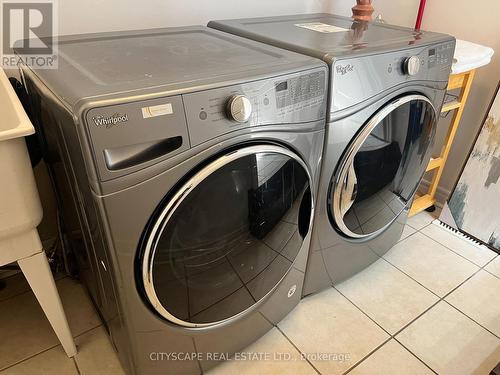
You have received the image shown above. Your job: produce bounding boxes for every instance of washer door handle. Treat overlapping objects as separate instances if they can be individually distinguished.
[340,163,357,217]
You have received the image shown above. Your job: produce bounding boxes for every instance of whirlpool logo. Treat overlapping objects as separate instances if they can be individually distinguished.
[336,64,354,75]
[92,113,129,128]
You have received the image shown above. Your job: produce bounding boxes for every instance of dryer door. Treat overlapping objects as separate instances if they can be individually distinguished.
[330,94,437,239]
[138,144,312,327]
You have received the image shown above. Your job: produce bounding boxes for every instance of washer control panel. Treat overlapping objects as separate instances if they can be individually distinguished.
[83,66,327,182]
[274,72,325,109]
[183,67,327,146]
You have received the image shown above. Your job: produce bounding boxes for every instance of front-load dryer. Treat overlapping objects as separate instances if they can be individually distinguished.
[19,26,328,374]
[209,14,455,294]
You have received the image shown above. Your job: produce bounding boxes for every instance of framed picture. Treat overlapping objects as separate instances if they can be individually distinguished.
[444,82,500,253]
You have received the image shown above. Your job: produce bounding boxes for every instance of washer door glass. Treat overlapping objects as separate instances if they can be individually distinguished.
[140,145,312,327]
[330,94,437,239]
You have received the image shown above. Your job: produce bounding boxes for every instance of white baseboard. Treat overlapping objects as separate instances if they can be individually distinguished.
[418,179,451,208]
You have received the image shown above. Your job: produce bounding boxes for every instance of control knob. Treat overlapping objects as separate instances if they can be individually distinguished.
[226,95,252,123]
[403,55,421,76]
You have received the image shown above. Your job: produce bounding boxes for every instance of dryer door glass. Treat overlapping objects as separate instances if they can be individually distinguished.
[330,94,436,239]
[139,145,312,327]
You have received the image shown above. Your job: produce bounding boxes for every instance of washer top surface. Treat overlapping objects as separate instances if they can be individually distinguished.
[22,26,323,108]
[209,13,454,62]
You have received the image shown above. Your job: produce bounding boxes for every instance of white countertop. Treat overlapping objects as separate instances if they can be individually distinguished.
[452,39,494,74]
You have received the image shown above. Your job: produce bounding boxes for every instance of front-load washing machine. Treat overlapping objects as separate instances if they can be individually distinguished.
[209,14,455,294]
[19,26,328,374]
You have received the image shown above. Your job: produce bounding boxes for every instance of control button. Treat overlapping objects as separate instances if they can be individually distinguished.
[403,55,421,76]
[226,95,252,123]
[199,111,207,120]
[263,97,270,106]
[387,65,392,73]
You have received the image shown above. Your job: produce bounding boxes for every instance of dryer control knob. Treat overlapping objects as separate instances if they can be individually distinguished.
[227,95,252,123]
[403,55,421,76]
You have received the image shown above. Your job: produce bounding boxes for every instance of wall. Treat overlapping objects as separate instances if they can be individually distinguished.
[327,0,418,27]
[56,0,327,35]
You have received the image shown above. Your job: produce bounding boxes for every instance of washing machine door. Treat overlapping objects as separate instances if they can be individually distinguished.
[139,144,312,327]
[330,94,437,239]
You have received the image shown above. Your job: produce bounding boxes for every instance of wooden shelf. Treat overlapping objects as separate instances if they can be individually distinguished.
[441,100,461,113]
[410,194,435,216]
[448,74,466,90]
[426,157,444,172]
[409,69,476,217]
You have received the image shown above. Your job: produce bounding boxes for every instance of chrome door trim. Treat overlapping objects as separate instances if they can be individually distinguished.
[331,94,436,239]
[141,144,313,328]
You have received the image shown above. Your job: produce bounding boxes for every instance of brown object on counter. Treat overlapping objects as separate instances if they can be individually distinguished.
[352,0,374,21]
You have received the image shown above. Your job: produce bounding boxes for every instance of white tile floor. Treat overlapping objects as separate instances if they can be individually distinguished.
[0,212,499,375]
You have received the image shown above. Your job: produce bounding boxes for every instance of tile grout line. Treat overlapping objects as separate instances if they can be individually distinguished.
[335,217,499,372]
[419,224,497,268]
[399,220,434,242]
[332,220,445,373]
[483,267,500,280]
[1,216,496,375]
[0,275,69,304]
[336,281,443,374]
[73,323,104,340]
[482,256,500,281]
[480,255,500,272]
[382,223,497,304]
[333,285,439,375]
[383,243,499,339]
[73,357,82,375]
[405,219,433,232]
[0,271,22,281]
[258,311,322,374]
[0,343,60,372]
[337,218,499,373]
[274,325,322,375]
[444,300,500,340]
[396,227,419,243]
[435,246,500,340]
[379,256,441,299]
[392,336,439,375]
[417,220,500,274]
[0,324,103,373]
[333,286,392,335]
[400,229,500,337]
[341,337,393,375]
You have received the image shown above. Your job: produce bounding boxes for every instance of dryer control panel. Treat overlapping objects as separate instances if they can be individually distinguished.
[183,66,327,146]
[331,39,455,113]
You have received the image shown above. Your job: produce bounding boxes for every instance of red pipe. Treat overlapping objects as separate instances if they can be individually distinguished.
[415,0,426,30]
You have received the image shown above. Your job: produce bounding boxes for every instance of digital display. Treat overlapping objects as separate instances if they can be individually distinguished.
[429,48,436,56]
[275,81,288,92]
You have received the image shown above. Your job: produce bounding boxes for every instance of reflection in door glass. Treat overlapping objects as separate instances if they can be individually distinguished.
[147,151,310,324]
[339,99,435,236]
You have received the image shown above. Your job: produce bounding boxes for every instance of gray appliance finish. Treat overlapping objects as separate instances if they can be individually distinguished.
[209,14,455,294]
[18,26,328,374]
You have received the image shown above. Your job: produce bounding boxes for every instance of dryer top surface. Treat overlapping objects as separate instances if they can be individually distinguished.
[209,13,454,62]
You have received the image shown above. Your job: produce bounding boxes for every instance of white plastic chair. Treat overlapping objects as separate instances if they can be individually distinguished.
[0,68,77,357]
